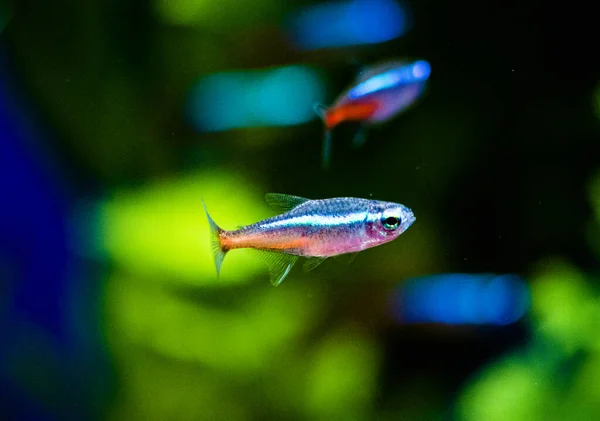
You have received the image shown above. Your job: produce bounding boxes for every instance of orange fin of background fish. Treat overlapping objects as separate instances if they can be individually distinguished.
[303,257,327,272]
[202,199,226,279]
[264,193,310,213]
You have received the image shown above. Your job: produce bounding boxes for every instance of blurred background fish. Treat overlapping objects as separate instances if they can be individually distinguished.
[1,0,599,420]
[315,59,431,168]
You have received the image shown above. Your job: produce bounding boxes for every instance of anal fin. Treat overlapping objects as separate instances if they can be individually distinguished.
[253,250,299,286]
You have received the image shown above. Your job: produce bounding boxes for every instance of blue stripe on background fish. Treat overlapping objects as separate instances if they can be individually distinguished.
[203,193,416,286]
[314,59,431,169]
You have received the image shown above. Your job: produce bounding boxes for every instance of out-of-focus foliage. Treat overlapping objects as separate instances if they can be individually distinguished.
[0,0,13,32]
[530,258,600,353]
[459,257,600,421]
[305,327,380,421]
[459,354,555,421]
[103,269,384,420]
[456,161,600,421]
[154,0,282,29]
[87,170,270,285]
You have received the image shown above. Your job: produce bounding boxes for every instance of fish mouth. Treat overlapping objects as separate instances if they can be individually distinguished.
[404,213,416,229]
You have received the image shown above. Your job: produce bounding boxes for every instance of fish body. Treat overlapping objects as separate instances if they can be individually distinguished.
[203,193,416,286]
[315,59,431,168]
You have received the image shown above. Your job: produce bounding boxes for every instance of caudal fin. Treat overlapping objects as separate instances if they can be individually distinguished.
[313,102,328,120]
[201,199,226,278]
[321,129,332,170]
[313,103,333,170]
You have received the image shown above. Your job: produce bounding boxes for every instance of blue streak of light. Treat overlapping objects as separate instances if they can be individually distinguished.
[392,273,531,326]
[288,0,409,50]
[0,55,110,420]
[349,60,431,99]
[455,276,482,324]
[187,65,325,132]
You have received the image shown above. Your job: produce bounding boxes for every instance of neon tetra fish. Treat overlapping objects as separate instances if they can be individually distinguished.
[314,59,432,169]
[203,193,416,286]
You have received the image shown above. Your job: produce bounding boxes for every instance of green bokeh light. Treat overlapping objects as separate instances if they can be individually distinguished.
[459,357,554,421]
[154,0,281,29]
[96,170,275,286]
[529,258,596,353]
[105,271,324,375]
[306,327,380,421]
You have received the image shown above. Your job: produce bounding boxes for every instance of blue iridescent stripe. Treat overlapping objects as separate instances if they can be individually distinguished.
[348,60,431,99]
[264,211,368,229]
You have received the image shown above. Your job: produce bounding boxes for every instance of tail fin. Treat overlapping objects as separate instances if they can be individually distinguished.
[321,129,332,170]
[201,199,226,278]
[313,102,328,120]
[313,103,333,170]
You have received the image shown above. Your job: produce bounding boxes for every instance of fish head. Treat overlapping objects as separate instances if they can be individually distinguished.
[366,201,416,244]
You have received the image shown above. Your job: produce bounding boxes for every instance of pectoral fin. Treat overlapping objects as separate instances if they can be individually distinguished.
[303,257,327,272]
[334,252,359,264]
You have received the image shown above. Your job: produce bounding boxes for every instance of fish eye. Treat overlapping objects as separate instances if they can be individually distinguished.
[382,216,401,230]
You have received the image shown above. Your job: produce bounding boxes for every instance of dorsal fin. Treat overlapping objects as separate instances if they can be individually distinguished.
[264,193,310,213]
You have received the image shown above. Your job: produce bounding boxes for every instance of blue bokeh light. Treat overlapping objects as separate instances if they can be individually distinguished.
[288,0,409,50]
[187,66,325,132]
[392,273,531,326]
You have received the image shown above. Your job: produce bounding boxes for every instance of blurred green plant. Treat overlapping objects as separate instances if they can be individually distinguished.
[103,267,386,421]
[95,170,273,286]
[153,0,283,30]
[530,258,600,353]
[0,0,12,32]
[458,256,600,421]
[459,354,555,421]
[104,272,324,375]
[457,170,600,421]
[305,326,380,421]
